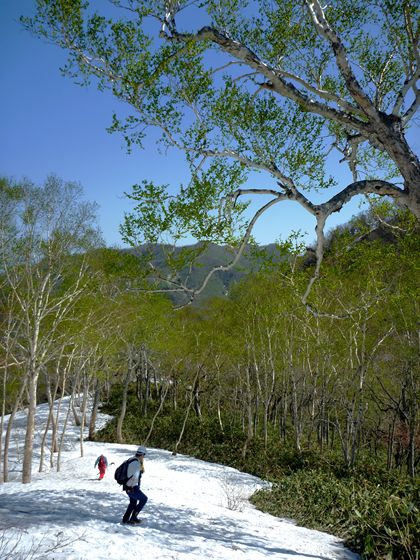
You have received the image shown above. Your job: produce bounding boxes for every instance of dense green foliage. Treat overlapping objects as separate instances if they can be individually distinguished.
[251,470,419,560]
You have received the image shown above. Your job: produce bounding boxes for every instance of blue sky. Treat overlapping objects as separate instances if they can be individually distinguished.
[1,1,415,249]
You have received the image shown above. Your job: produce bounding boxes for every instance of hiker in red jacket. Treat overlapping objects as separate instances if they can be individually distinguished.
[94,454,108,479]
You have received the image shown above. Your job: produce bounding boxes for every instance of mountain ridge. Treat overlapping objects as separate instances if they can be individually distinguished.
[127,241,287,304]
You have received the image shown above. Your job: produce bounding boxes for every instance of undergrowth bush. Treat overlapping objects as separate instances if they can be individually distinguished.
[250,469,419,559]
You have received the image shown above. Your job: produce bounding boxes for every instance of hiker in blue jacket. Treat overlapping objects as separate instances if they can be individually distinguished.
[122,446,148,524]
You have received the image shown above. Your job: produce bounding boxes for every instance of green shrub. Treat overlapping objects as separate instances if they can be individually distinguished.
[250,470,419,559]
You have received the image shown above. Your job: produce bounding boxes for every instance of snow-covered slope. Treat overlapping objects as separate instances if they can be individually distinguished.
[0,399,359,559]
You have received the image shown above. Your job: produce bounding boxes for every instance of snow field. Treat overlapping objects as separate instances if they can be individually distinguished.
[0,400,359,559]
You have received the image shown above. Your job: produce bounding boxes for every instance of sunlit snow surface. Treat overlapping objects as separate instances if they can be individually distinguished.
[0,398,359,559]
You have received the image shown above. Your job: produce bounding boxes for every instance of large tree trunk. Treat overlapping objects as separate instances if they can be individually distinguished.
[22,373,38,484]
[376,116,420,217]
[2,379,27,482]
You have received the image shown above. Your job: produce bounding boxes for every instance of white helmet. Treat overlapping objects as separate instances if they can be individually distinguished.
[135,446,146,457]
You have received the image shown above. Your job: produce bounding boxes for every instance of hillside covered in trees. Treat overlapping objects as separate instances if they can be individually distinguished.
[1,175,418,559]
[128,241,288,305]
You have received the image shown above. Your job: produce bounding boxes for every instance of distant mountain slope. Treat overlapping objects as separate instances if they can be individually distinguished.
[129,242,286,305]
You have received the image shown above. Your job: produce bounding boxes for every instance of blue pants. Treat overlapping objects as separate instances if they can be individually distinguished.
[123,485,148,522]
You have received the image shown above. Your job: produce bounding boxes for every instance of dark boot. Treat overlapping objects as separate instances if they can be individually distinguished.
[122,502,135,524]
[130,513,142,524]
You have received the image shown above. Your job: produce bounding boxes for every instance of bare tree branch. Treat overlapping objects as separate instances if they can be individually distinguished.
[305,0,378,119]
[160,25,374,135]
[394,68,420,118]
[272,68,365,117]
[402,87,420,123]
[175,194,286,307]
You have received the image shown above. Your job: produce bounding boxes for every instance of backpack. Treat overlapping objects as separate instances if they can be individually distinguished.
[114,457,137,486]
[98,455,105,469]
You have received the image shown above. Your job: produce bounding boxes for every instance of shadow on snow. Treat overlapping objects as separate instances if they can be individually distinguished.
[0,486,346,560]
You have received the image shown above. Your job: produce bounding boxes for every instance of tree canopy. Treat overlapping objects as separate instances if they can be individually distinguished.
[22,0,419,303]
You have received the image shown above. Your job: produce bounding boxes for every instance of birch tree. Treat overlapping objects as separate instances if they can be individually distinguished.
[23,0,420,305]
[0,176,101,483]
